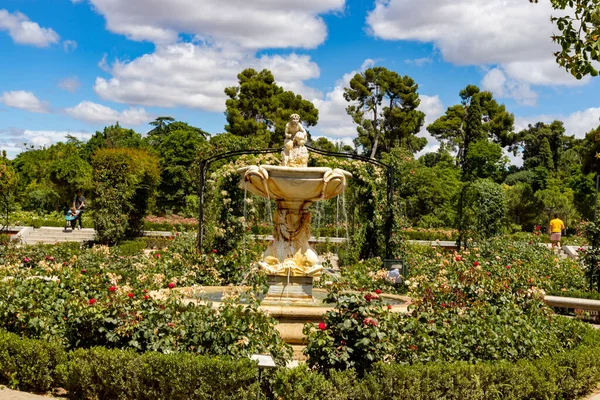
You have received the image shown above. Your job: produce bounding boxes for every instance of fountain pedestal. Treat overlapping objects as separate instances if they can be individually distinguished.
[263,275,314,304]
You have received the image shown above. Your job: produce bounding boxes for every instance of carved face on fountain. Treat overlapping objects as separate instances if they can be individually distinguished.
[236,114,351,285]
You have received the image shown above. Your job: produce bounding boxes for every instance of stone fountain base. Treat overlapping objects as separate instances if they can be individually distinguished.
[263,275,314,304]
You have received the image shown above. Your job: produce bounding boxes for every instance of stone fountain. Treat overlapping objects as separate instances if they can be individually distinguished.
[155,114,409,357]
[236,114,351,304]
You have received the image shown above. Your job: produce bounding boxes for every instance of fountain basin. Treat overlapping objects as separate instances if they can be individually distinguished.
[237,165,352,202]
[151,286,410,351]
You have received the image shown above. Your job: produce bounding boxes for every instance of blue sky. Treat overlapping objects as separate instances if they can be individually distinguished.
[1,0,599,160]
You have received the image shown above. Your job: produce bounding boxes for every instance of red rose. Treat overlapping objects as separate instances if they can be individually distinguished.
[109,285,117,292]
[506,265,511,269]
[168,322,175,328]
[212,249,218,254]
[155,253,161,258]
[441,302,446,307]
[364,294,372,302]
[473,261,479,266]
[127,293,134,298]
[23,257,30,263]
[88,298,96,305]
[375,289,382,294]
[455,256,462,261]
[318,322,326,330]
[387,304,392,310]
[168,282,176,289]
[81,269,87,274]
[143,295,149,300]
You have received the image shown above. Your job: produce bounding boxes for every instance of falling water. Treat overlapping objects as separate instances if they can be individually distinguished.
[342,191,350,256]
[336,195,340,238]
[243,188,248,256]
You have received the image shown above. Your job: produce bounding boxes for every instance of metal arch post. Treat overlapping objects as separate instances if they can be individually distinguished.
[386,165,394,259]
[197,160,207,251]
[196,147,282,252]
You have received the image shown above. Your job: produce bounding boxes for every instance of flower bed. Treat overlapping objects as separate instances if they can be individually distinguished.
[0,236,289,364]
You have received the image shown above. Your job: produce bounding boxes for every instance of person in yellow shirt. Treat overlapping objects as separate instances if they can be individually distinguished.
[549,213,565,250]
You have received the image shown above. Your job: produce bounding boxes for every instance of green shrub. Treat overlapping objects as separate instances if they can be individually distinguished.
[0,233,10,245]
[92,148,160,244]
[63,347,259,400]
[304,288,399,376]
[115,239,147,256]
[0,330,67,392]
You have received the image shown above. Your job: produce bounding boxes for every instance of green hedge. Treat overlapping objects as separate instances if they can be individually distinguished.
[63,347,258,400]
[273,339,600,399]
[1,328,600,399]
[0,330,66,392]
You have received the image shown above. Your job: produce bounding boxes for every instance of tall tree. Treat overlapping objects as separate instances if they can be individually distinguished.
[224,68,318,147]
[154,122,208,212]
[344,66,426,159]
[518,121,572,171]
[427,85,516,176]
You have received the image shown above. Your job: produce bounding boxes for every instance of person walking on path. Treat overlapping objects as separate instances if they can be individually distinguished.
[549,213,565,250]
[73,189,86,230]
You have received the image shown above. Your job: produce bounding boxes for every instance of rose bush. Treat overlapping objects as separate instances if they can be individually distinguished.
[0,235,288,364]
[305,238,590,374]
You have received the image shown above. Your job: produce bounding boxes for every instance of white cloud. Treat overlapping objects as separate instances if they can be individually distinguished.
[366,0,585,88]
[66,101,152,125]
[0,91,49,113]
[0,127,92,158]
[0,9,60,47]
[94,43,320,111]
[514,108,600,138]
[83,0,344,48]
[58,76,81,93]
[405,57,432,66]
[98,53,110,72]
[63,39,77,52]
[481,68,538,106]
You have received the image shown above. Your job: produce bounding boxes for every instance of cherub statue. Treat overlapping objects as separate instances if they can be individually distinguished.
[282,114,307,167]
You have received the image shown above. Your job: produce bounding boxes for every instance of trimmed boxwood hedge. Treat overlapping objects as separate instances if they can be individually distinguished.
[0,330,66,392]
[1,328,600,399]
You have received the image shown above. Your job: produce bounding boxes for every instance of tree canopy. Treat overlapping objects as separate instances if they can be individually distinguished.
[344,66,426,159]
[531,0,600,78]
[224,68,318,147]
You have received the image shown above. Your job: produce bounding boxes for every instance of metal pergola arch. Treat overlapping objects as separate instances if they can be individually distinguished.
[196,145,395,258]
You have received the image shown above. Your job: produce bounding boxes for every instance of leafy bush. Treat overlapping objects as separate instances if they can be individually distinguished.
[0,330,66,392]
[304,289,398,376]
[115,239,147,256]
[92,148,160,244]
[63,347,258,400]
[460,179,507,242]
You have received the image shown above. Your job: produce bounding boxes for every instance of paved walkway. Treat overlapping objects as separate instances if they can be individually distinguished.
[0,386,58,399]
[10,226,172,245]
